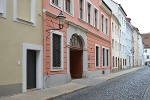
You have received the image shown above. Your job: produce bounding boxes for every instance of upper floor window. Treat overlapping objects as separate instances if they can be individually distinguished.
[112,22,114,32]
[50,0,62,10]
[0,0,6,18]
[94,8,98,28]
[64,0,74,16]
[66,0,70,12]
[79,0,83,19]
[145,50,147,53]
[147,56,149,59]
[105,18,108,35]
[115,25,116,34]
[52,0,58,6]
[112,39,114,49]
[101,14,104,32]
[87,3,91,24]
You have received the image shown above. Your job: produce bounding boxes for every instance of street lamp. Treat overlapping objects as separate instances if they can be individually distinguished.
[56,11,66,30]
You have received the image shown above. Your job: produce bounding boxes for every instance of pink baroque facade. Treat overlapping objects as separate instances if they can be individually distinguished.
[43,0,112,88]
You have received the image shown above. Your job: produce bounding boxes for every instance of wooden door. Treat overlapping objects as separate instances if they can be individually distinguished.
[27,50,36,89]
[70,50,83,78]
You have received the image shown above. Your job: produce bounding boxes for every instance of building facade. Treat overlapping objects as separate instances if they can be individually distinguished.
[126,18,134,68]
[43,0,112,88]
[104,0,127,69]
[141,33,150,65]
[0,0,43,97]
[111,14,121,72]
[138,34,144,66]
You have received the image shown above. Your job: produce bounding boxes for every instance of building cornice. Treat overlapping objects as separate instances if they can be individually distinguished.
[100,0,112,16]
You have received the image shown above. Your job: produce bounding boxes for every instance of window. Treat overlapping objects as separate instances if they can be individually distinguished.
[120,30,121,37]
[13,0,36,26]
[66,0,70,12]
[52,0,58,6]
[95,44,100,68]
[122,17,123,24]
[113,56,114,67]
[115,25,116,34]
[87,3,91,24]
[50,0,62,10]
[101,14,104,32]
[112,22,114,32]
[115,41,117,50]
[51,31,63,71]
[102,47,109,67]
[116,57,117,67]
[112,39,114,49]
[64,0,74,16]
[0,0,6,18]
[105,18,108,35]
[79,0,83,19]
[118,43,119,51]
[147,56,149,59]
[145,50,147,53]
[94,8,98,28]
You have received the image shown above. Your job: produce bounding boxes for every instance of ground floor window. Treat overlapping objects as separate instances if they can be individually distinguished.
[116,57,117,67]
[113,56,114,67]
[102,47,109,67]
[95,44,100,68]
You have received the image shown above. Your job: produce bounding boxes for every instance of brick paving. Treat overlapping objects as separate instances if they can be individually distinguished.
[55,67,150,100]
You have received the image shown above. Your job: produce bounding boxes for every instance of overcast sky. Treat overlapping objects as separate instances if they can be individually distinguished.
[113,0,150,33]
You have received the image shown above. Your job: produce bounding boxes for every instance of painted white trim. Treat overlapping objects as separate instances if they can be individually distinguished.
[64,0,74,17]
[93,6,99,29]
[86,0,93,25]
[102,46,110,68]
[22,43,43,92]
[50,30,64,71]
[50,0,62,10]
[78,0,85,21]
[95,44,100,68]
[0,0,6,18]
[13,0,36,26]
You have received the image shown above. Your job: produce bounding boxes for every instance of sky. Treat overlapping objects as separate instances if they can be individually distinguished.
[113,0,150,33]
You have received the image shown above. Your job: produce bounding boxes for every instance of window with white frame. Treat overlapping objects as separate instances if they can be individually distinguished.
[115,25,116,34]
[115,41,117,50]
[120,30,121,37]
[112,39,114,49]
[13,0,36,26]
[105,18,108,35]
[79,0,84,20]
[0,0,6,18]
[51,31,63,71]
[101,14,104,32]
[112,22,114,32]
[87,2,92,25]
[95,44,100,68]
[94,8,98,28]
[102,47,109,67]
[50,0,62,10]
[64,0,74,16]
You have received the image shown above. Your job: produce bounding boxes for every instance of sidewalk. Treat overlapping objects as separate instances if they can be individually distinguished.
[0,67,143,100]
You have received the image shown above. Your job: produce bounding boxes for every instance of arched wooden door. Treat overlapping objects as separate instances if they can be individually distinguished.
[70,34,83,79]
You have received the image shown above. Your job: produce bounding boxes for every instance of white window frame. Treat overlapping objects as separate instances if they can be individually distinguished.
[93,6,99,29]
[101,13,104,33]
[112,22,114,32]
[13,0,36,26]
[64,0,74,17]
[50,30,64,71]
[102,46,109,68]
[105,17,108,36]
[0,0,6,18]
[78,0,85,21]
[112,39,114,49]
[95,44,100,68]
[50,0,62,10]
[86,0,92,25]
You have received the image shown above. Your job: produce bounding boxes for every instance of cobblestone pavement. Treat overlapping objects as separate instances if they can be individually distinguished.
[54,67,150,100]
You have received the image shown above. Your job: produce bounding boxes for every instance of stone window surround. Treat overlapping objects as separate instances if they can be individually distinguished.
[95,44,100,68]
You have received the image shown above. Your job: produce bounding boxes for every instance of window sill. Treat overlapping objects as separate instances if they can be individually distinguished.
[78,18,86,24]
[64,10,74,17]
[15,18,34,26]
[51,68,63,71]
[50,2,62,10]
[87,23,93,28]
[94,27,99,31]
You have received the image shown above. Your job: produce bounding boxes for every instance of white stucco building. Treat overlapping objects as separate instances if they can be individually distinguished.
[104,0,127,69]
[111,14,121,72]
[138,34,144,66]
[126,18,134,68]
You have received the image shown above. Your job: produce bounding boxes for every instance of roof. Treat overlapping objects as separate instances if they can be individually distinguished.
[141,33,150,48]
[111,0,127,16]
[102,0,112,12]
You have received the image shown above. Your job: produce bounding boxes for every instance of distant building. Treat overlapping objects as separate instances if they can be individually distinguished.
[141,33,150,65]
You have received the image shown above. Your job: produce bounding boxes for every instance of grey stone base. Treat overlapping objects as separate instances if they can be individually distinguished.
[0,83,22,97]
[44,74,68,88]
[87,70,111,78]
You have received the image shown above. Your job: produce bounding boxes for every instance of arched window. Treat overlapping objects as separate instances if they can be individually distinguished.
[70,34,83,49]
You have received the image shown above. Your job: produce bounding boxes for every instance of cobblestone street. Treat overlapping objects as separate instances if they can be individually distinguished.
[54,67,150,100]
